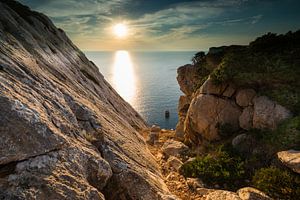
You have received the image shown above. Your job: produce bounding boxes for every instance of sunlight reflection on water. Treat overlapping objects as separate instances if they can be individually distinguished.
[112,50,136,105]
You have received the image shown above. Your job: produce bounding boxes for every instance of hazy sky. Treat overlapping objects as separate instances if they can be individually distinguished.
[19,0,300,51]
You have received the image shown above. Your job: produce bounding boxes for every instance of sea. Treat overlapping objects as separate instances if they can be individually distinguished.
[85,51,196,129]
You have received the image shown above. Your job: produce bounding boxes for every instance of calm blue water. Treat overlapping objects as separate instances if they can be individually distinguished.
[85,51,195,129]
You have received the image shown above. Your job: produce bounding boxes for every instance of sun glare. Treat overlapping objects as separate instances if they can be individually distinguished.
[112,50,136,104]
[113,23,128,38]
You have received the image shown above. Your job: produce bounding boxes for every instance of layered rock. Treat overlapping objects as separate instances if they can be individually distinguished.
[0,1,172,199]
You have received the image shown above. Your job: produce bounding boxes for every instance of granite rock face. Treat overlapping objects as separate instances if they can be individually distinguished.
[0,1,171,199]
[185,94,241,143]
[253,96,292,130]
[176,64,200,96]
[176,63,292,146]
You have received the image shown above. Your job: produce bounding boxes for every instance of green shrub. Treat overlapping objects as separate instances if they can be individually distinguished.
[180,148,245,189]
[248,117,300,152]
[252,167,300,199]
[267,117,300,150]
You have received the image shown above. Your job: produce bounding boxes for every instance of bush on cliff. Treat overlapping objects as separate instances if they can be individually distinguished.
[180,147,245,190]
[210,30,300,113]
[191,52,212,89]
[252,166,300,199]
[248,117,300,153]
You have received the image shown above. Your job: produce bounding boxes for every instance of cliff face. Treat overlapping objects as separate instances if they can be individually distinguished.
[0,1,172,199]
[176,32,300,146]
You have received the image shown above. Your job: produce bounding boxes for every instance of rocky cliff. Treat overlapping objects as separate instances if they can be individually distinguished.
[0,1,173,199]
[175,32,300,199]
[176,32,300,146]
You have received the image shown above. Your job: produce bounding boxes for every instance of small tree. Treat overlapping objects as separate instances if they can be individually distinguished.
[192,51,205,65]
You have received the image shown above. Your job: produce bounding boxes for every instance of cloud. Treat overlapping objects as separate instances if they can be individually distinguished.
[19,0,288,51]
[24,0,129,17]
[251,14,263,24]
[126,0,259,43]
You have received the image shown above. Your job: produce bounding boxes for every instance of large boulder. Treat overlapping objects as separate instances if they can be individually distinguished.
[253,96,292,130]
[0,1,172,199]
[239,106,254,130]
[236,89,256,107]
[177,64,200,96]
[277,150,300,174]
[166,156,183,171]
[162,140,189,158]
[184,94,242,144]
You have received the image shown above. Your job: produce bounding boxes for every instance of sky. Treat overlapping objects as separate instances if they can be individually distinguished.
[19,0,300,51]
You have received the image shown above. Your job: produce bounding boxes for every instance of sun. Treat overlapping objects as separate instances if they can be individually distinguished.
[113,23,128,38]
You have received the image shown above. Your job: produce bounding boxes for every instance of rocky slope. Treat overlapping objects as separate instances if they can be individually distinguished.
[142,128,272,200]
[0,1,173,199]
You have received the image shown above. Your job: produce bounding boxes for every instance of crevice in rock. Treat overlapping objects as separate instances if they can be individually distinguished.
[108,99,118,112]
[0,161,17,178]
[76,118,90,122]
[0,148,60,173]
[0,147,60,185]
[102,173,134,200]
[80,68,99,86]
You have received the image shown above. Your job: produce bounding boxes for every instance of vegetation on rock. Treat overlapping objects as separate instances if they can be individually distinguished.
[252,167,300,199]
[191,31,300,113]
[180,146,245,190]
[210,31,300,113]
[247,116,300,153]
[178,30,300,200]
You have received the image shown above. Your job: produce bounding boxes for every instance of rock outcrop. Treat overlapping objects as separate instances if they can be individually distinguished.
[0,1,172,199]
[162,140,189,158]
[176,58,292,145]
[237,187,272,200]
[277,150,300,174]
[177,64,200,96]
[253,96,292,130]
[185,94,241,143]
